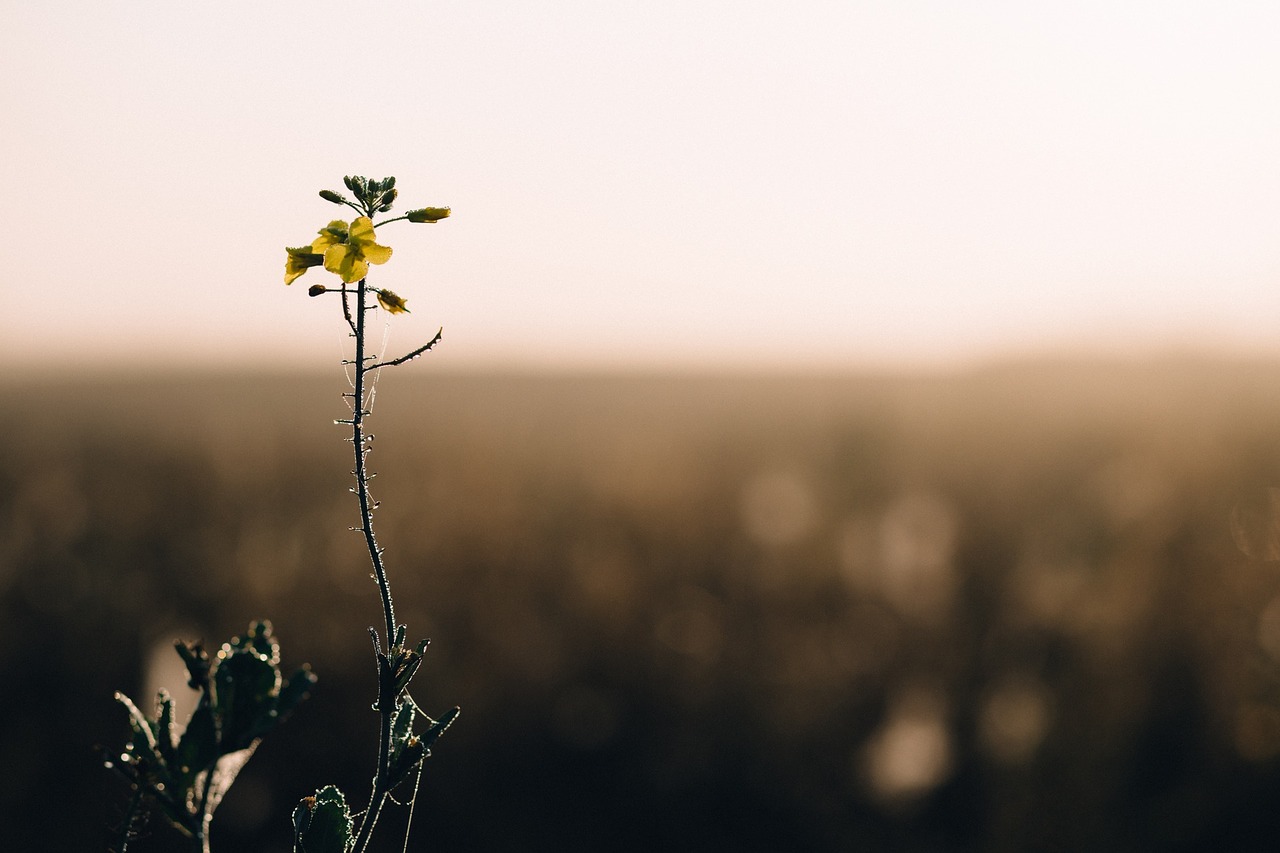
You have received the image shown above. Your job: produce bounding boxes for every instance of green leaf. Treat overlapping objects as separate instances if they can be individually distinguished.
[391,701,415,745]
[293,785,353,853]
[391,655,423,697]
[386,701,421,788]
[212,632,281,751]
[387,739,428,790]
[115,691,159,756]
[176,704,218,788]
[420,706,462,751]
[155,689,177,764]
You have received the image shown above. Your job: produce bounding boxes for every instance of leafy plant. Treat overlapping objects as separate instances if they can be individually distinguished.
[106,176,459,852]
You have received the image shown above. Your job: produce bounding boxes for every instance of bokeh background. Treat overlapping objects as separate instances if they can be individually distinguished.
[9,365,1280,852]
[7,1,1280,851]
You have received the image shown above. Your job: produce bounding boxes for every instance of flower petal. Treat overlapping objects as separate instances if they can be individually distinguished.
[348,217,376,243]
[323,244,349,275]
[342,256,369,283]
[363,242,392,266]
[285,247,325,284]
[325,244,367,283]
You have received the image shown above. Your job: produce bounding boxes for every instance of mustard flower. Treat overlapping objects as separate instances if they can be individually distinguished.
[316,217,393,284]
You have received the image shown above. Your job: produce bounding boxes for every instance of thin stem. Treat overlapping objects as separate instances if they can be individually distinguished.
[352,702,394,853]
[351,277,397,644]
[347,275,399,853]
[370,328,443,370]
[353,758,386,850]
[341,284,358,337]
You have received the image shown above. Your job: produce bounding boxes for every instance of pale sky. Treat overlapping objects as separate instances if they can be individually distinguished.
[4,1,1280,372]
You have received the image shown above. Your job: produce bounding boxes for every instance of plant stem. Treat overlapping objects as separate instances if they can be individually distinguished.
[349,275,399,853]
[351,277,397,643]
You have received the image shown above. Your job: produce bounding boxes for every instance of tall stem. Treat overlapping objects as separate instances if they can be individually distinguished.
[350,276,397,853]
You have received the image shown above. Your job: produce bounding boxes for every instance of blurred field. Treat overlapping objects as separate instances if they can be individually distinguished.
[6,360,1280,852]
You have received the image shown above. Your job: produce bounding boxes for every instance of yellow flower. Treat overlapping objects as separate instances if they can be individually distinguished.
[285,246,325,285]
[375,288,410,314]
[319,216,392,284]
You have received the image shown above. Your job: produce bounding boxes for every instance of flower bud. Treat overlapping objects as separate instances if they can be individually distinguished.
[375,288,410,314]
[308,284,328,297]
[319,189,347,205]
[343,175,357,192]
[406,207,451,223]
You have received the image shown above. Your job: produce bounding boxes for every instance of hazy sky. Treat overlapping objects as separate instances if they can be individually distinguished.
[4,1,1280,372]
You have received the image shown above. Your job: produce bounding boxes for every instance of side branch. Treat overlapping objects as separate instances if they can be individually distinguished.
[340,285,358,337]
[370,328,444,369]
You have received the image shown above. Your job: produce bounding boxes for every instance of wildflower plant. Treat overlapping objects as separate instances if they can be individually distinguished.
[106,176,458,853]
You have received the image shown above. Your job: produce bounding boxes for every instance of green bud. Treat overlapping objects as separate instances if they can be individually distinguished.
[383,176,396,190]
[367,178,384,193]
[319,189,347,205]
[308,284,328,297]
[343,175,357,192]
[406,206,451,223]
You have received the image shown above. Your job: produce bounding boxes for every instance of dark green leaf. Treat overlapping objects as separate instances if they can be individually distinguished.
[176,704,218,788]
[420,706,461,750]
[293,785,353,853]
[155,689,177,764]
